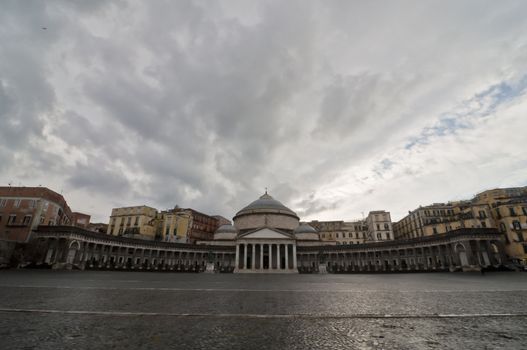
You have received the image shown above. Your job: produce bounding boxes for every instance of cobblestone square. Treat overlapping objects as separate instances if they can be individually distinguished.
[1,270,527,349]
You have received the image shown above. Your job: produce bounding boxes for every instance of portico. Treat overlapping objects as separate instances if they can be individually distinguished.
[234,227,297,273]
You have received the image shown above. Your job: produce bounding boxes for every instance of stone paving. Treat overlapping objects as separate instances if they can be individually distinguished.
[0,270,526,349]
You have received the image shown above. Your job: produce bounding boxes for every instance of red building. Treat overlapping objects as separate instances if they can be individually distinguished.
[0,186,87,242]
[174,208,222,242]
[72,212,91,228]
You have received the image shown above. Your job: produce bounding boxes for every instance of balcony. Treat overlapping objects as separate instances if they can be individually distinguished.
[6,223,29,227]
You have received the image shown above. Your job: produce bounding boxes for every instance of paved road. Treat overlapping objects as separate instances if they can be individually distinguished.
[1,270,526,349]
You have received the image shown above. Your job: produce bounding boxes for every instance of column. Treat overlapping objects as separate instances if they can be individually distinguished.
[285,244,289,270]
[293,244,297,270]
[235,244,240,269]
[486,240,500,266]
[268,244,272,270]
[260,244,264,271]
[276,244,281,270]
[475,240,482,266]
[449,243,460,267]
[243,243,248,270]
[251,243,256,270]
[421,248,427,271]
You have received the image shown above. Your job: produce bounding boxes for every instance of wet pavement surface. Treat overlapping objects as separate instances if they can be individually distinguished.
[1,270,527,349]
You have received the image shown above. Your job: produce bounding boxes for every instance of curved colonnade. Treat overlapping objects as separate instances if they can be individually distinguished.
[298,232,506,273]
[30,226,506,273]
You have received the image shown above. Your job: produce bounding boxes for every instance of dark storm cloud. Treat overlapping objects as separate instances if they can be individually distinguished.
[56,111,109,147]
[63,0,320,214]
[1,1,527,221]
[66,160,131,196]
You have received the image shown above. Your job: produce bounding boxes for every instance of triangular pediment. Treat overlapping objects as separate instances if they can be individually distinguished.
[238,227,294,240]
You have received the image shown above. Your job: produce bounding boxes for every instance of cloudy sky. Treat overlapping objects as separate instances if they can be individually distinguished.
[1,1,527,223]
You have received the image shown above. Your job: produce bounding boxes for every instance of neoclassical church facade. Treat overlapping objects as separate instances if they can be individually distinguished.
[29,192,507,274]
[204,192,322,273]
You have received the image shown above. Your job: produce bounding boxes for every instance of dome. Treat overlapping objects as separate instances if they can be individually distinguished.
[294,223,320,241]
[234,193,298,218]
[233,192,300,233]
[213,224,238,240]
[294,223,318,234]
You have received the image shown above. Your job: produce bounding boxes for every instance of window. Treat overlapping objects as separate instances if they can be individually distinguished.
[376,224,380,230]
[509,207,516,216]
[377,233,382,240]
[478,210,486,219]
[8,215,16,225]
[0,199,6,207]
[386,233,390,240]
[23,215,32,225]
[481,221,487,228]
[336,233,339,238]
[14,199,21,208]
[135,216,139,225]
[433,227,438,234]
[523,207,527,216]
[127,217,132,225]
[500,223,506,232]
[28,200,35,209]
[513,221,521,230]
[384,223,389,230]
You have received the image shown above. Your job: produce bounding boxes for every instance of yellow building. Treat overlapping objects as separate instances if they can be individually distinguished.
[393,202,494,240]
[473,187,527,264]
[309,210,393,245]
[107,205,224,243]
[159,209,192,242]
[159,207,224,243]
[365,210,394,242]
[393,186,527,265]
[107,206,159,240]
[309,220,367,245]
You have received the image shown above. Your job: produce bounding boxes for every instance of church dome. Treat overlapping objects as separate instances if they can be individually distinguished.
[294,223,318,234]
[233,192,300,233]
[234,193,298,218]
[294,223,320,241]
[213,224,238,240]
